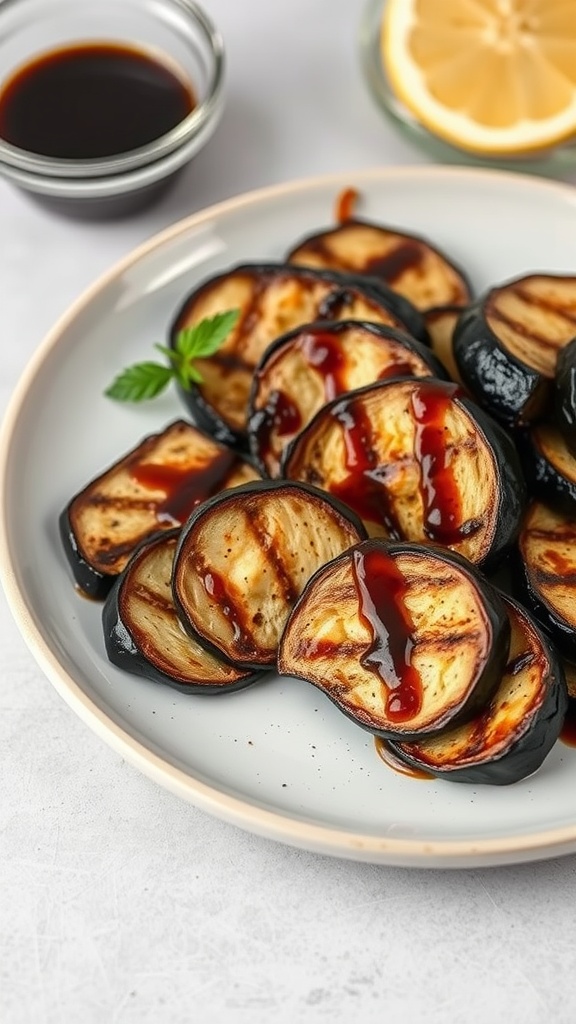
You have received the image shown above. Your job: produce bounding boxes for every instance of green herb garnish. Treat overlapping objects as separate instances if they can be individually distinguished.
[105,309,239,402]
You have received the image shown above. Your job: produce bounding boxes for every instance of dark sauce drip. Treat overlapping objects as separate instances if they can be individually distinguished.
[505,651,536,677]
[411,382,479,545]
[335,187,359,224]
[374,737,433,780]
[560,703,576,747]
[299,330,418,394]
[377,360,418,380]
[298,330,348,402]
[131,450,237,525]
[364,242,424,283]
[253,331,416,470]
[329,397,402,536]
[251,389,302,467]
[0,43,195,159]
[352,547,422,723]
[202,569,250,651]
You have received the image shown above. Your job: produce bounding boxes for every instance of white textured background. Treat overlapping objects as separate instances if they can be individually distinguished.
[2,2,576,1022]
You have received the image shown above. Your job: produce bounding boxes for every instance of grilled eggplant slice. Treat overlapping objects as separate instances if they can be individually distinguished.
[103,530,261,694]
[172,479,367,669]
[454,274,576,426]
[554,337,576,456]
[282,377,525,570]
[60,419,259,599]
[388,594,567,785]
[247,320,448,478]
[516,500,576,662]
[516,422,576,515]
[169,262,427,448]
[278,539,510,740]
[424,306,464,384]
[286,219,472,313]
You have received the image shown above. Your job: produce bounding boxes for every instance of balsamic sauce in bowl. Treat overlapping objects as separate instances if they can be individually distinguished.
[0,43,196,160]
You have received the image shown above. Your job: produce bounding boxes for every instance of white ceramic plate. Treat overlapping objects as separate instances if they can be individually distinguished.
[3,166,576,869]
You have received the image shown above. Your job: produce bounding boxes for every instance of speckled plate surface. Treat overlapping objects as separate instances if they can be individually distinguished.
[3,166,576,868]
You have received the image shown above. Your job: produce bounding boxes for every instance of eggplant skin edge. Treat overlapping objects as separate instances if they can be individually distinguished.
[101,530,263,695]
[512,548,576,664]
[278,539,512,742]
[515,428,576,517]
[102,608,262,696]
[59,507,113,600]
[387,599,568,786]
[453,300,550,427]
[554,339,576,457]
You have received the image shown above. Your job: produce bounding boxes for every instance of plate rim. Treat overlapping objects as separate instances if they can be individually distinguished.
[4,163,576,868]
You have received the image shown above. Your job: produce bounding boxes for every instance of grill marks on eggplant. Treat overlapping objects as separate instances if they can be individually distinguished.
[554,338,576,456]
[455,275,576,427]
[172,481,366,668]
[64,217,576,786]
[247,320,448,478]
[485,278,576,378]
[286,220,472,313]
[103,531,259,693]
[60,420,259,598]
[278,541,509,739]
[517,501,576,661]
[170,263,424,443]
[389,596,568,785]
[282,377,523,568]
[517,423,576,515]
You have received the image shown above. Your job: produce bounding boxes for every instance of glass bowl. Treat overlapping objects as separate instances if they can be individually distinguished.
[0,0,225,217]
[359,0,576,180]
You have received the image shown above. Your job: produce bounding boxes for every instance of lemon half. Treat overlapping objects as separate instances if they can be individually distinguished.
[382,0,576,156]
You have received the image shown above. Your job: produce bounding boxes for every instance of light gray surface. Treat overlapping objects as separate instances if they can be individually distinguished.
[2,2,576,1021]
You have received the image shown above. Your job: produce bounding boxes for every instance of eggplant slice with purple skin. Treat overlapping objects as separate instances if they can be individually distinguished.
[278,539,510,741]
[515,500,576,663]
[172,479,367,670]
[247,319,449,478]
[60,419,259,599]
[454,274,576,427]
[103,530,262,694]
[387,594,568,785]
[169,262,427,450]
[281,377,526,571]
[554,336,576,456]
[515,422,576,516]
[286,218,472,313]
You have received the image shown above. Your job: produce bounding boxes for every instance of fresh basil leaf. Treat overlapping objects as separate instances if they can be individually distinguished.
[104,308,239,402]
[105,362,174,402]
[176,309,240,360]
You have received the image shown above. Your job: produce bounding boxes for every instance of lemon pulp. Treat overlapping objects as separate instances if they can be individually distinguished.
[382,0,576,155]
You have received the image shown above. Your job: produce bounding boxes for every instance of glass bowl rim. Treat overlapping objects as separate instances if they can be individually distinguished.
[358,0,576,179]
[0,0,225,180]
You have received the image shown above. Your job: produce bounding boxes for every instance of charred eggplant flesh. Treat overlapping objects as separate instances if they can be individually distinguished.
[278,539,510,740]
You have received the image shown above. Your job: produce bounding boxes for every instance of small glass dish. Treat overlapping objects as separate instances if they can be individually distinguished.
[359,0,576,180]
[0,0,225,218]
